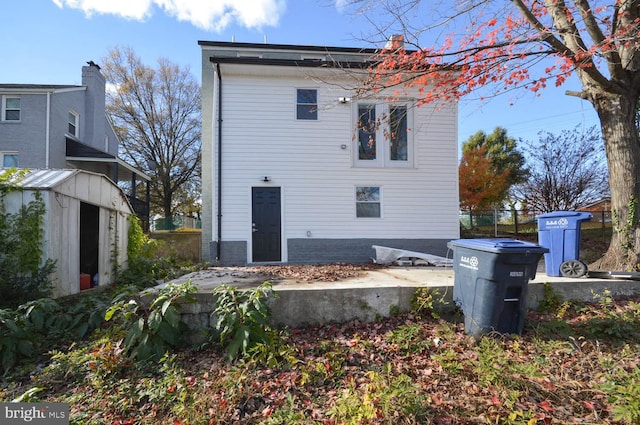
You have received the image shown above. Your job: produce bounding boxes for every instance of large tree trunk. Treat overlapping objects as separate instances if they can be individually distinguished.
[590,91,640,271]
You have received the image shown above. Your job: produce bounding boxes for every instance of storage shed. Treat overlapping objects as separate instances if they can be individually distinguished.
[1,169,132,296]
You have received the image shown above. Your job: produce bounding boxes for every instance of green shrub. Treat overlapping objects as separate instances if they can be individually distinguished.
[0,308,35,375]
[127,214,148,260]
[410,287,449,319]
[212,282,278,362]
[0,294,111,375]
[599,364,640,423]
[0,173,56,308]
[386,323,429,353]
[105,281,196,362]
[328,364,428,423]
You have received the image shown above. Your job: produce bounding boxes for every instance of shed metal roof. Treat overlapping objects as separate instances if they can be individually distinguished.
[1,169,83,189]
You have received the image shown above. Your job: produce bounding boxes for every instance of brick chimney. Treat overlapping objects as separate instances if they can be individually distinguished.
[384,34,405,51]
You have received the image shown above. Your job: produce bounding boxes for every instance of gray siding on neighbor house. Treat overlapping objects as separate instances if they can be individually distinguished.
[0,93,49,168]
[49,90,85,167]
[0,64,117,170]
[0,88,86,169]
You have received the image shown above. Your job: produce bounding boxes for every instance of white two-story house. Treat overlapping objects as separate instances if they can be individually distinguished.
[199,40,460,265]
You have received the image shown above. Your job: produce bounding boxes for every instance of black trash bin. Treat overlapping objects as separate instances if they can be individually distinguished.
[448,238,548,337]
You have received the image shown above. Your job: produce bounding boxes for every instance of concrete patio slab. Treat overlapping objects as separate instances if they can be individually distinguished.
[167,266,640,330]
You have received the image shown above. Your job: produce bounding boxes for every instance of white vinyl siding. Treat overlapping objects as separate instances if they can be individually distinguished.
[208,65,459,261]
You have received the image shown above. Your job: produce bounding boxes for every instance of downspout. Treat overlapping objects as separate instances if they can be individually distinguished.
[45,91,51,167]
[215,62,223,262]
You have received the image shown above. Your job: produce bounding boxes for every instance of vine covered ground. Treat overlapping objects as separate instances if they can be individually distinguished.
[2,288,639,424]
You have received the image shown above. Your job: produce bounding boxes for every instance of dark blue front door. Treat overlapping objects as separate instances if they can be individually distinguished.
[252,187,281,262]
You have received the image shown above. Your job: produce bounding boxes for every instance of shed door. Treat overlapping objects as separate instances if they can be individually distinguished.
[252,187,281,262]
[80,202,99,286]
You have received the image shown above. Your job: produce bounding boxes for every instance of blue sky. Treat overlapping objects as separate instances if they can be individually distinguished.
[1,0,600,146]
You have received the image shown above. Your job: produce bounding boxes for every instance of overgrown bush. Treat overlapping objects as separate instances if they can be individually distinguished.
[105,281,197,362]
[0,295,110,375]
[212,282,278,362]
[410,287,452,319]
[118,216,202,289]
[0,169,56,308]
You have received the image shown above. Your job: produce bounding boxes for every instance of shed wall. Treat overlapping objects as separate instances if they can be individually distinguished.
[2,171,131,297]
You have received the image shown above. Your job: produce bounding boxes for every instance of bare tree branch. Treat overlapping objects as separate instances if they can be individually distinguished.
[102,46,201,219]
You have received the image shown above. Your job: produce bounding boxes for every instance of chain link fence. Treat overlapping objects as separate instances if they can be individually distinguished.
[152,216,202,231]
[459,209,612,237]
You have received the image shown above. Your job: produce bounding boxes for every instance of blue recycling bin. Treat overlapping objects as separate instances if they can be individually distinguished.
[536,211,592,277]
[448,238,548,337]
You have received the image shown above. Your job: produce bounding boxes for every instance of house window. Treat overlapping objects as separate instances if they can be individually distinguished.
[354,102,413,167]
[357,105,376,160]
[296,89,317,120]
[356,186,381,218]
[1,152,18,168]
[2,97,20,121]
[68,111,79,136]
[389,105,408,161]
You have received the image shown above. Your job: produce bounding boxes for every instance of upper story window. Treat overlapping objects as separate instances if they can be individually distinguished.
[357,105,376,160]
[2,97,20,121]
[1,152,18,168]
[296,89,317,120]
[68,111,79,137]
[389,105,408,161]
[354,102,413,168]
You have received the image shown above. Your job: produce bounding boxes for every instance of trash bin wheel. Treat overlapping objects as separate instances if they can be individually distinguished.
[560,259,588,278]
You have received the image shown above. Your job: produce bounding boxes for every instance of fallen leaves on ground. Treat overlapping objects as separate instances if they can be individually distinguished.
[256,262,385,282]
[7,295,640,424]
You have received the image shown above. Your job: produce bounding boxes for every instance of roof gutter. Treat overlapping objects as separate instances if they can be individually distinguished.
[215,62,223,262]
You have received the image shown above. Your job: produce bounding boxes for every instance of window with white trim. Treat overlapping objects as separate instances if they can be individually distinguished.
[296,89,317,120]
[389,105,408,161]
[357,105,376,160]
[68,111,79,137]
[1,152,18,168]
[355,102,413,167]
[356,186,381,218]
[2,97,20,121]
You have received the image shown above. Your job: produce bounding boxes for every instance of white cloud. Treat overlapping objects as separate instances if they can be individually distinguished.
[334,0,349,12]
[52,0,153,20]
[52,0,286,31]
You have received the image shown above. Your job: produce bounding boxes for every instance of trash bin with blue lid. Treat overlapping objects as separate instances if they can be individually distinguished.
[448,238,548,337]
[536,211,592,277]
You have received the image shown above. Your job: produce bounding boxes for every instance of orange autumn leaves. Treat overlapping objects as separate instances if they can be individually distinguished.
[459,145,510,211]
